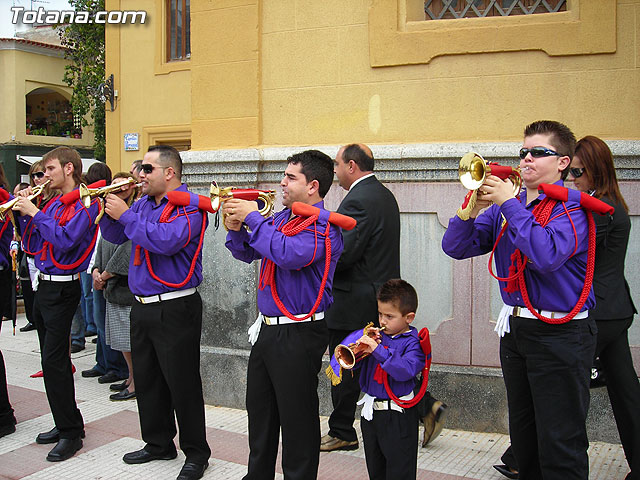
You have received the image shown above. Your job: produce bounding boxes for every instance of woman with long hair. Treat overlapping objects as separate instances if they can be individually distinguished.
[569,135,639,480]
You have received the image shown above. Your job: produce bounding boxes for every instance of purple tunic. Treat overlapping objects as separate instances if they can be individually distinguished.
[17,191,100,275]
[100,184,208,296]
[225,200,344,317]
[442,180,595,312]
[358,327,425,399]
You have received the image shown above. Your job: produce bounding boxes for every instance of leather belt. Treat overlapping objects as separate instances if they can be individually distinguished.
[38,273,80,282]
[512,306,588,320]
[135,287,196,304]
[262,311,325,325]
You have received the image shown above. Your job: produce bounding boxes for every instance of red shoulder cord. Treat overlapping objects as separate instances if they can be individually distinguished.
[0,217,9,237]
[133,203,207,289]
[43,200,99,270]
[258,213,333,321]
[488,197,597,324]
[22,196,59,257]
[380,327,433,408]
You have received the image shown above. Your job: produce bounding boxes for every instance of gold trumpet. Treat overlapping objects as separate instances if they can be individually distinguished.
[459,152,522,195]
[210,181,276,230]
[79,178,140,223]
[0,180,51,227]
[335,325,386,370]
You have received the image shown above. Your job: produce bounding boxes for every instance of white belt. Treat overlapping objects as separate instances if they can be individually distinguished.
[135,287,196,304]
[38,273,80,282]
[511,305,589,320]
[373,399,405,413]
[262,311,324,325]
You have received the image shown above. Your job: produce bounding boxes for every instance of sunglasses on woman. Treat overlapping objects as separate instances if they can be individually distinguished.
[518,147,563,159]
[31,171,45,180]
[569,167,585,178]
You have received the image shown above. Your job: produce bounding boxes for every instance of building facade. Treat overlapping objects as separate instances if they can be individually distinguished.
[106,0,640,439]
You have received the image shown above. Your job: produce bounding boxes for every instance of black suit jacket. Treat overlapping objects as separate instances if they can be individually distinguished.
[325,175,401,330]
[590,195,637,321]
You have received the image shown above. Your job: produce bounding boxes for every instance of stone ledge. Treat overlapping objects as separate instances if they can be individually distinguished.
[182,141,640,188]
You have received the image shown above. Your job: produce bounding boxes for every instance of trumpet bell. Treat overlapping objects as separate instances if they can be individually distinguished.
[210,181,221,212]
[459,152,486,191]
[458,152,522,195]
[78,183,92,208]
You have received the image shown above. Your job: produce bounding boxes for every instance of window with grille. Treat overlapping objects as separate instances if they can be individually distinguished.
[425,0,566,20]
[167,0,190,61]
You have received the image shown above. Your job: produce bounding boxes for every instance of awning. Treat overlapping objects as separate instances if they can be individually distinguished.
[17,155,101,173]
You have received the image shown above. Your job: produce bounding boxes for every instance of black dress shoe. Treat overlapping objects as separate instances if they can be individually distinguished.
[0,422,16,438]
[19,322,36,332]
[81,367,103,378]
[98,372,127,384]
[110,380,129,391]
[36,427,86,444]
[177,462,209,480]
[110,389,136,401]
[70,344,85,353]
[123,447,177,464]
[46,437,83,462]
[493,464,519,479]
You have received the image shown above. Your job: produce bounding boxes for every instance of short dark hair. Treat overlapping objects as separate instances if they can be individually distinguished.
[131,159,143,174]
[377,279,418,316]
[287,149,334,198]
[85,162,112,185]
[43,146,83,185]
[342,144,374,172]
[523,120,576,180]
[148,145,182,178]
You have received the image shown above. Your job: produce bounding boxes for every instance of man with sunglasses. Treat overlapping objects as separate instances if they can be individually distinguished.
[442,121,597,480]
[12,147,101,462]
[99,145,211,480]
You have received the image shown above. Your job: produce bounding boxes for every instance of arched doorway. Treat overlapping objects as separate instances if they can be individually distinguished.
[25,88,82,138]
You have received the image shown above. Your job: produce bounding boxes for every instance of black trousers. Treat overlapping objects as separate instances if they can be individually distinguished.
[327,327,362,442]
[500,315,596,480]
[595,316,640,479]
[361,407,419,480]
[0,313,16,427]
[130,292,210,464]
[243,319,328,480]
[33,279,84,439]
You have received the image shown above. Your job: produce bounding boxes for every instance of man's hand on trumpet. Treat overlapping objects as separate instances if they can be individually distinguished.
[478,175,516,207]
[11,195,39,217]
[221,198,258,231]
[104,193,129,221]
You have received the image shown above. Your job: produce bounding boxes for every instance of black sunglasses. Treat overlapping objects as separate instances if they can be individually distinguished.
[519,147,563,159]
[140,163,167,174]
[569,167,585,178]
[31,171,45,179]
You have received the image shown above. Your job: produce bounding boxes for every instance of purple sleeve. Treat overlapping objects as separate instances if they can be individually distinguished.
[441,206,498,259]
[118,206,204,255]
[244,211,333,270]
[371,336,425,382]
[225,225,262,264]
[500,198,589,273]
[31,201,99,250]
[99,215,128,245]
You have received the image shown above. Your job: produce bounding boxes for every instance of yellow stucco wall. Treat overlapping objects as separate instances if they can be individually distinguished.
[0,47,94,148]
[106,0,640,158]
[105,0,191,173]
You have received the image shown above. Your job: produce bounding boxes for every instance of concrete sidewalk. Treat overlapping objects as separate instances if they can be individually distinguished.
[0,314,630,479]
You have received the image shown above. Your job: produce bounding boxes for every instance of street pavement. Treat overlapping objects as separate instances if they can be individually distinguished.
[0,314,629,479]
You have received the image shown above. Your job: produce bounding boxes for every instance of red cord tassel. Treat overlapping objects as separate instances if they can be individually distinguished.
[133,245,142,266]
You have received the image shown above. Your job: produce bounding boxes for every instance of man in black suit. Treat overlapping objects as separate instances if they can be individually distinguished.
[321,144,401,451]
